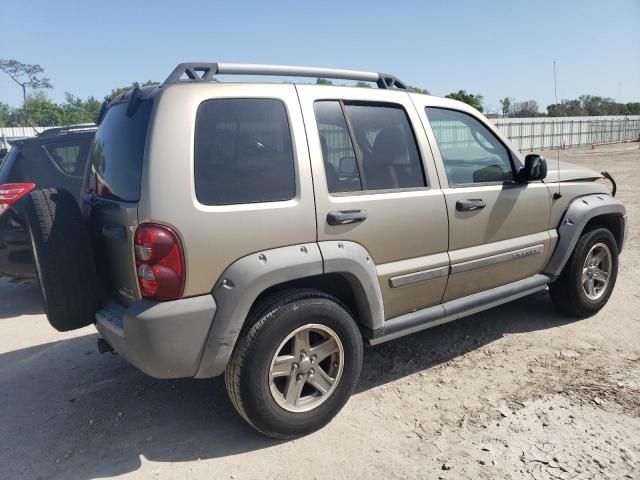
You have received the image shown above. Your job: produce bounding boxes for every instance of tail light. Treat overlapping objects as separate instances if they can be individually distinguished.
[0,183,36,217]
[134,224,185,301]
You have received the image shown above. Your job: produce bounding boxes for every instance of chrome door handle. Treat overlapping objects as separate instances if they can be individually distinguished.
[456,199,486,211]
[327,210,367,226]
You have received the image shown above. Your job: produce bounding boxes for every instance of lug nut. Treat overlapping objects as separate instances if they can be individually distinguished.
[297,374,303,381]
[310,356,316,364]
[310,368,314,375]
[292,363,299,370]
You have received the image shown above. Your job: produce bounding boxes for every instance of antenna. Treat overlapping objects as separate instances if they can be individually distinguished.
[553,61,562,200]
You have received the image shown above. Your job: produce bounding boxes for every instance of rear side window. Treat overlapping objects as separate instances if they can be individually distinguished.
[194,99,295,205]
[43,139,90,177]
[314,101,425,193]
[88,100,152,201]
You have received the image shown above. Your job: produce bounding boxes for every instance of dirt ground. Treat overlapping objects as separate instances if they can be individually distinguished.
[1,143,639,480]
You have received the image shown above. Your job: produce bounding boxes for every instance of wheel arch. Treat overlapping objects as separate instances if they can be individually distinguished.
[195,241,385,378]
[545,194,626,279]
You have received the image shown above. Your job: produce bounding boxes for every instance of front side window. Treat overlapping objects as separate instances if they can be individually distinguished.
[426,107,514,185]
[195,98,295,205]
[314,101,426,193]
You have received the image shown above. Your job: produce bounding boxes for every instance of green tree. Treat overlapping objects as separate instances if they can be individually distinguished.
[0,102,12,127]
[510,100,539,118]
[626,103,640,115]
[315,78,334,85]
[408,86,430,94]
[12,92,64,126]
[354,81,372,88]
[61,92,102,124]
[0,58,53,126]
[445,90,484,112]
[104,80,159,103]
[499,97,512,116]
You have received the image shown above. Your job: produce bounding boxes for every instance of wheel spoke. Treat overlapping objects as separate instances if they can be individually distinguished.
[593,268,609,284]
[587,278,596,297]
[308,367,334,395]
[271,355,295,378]
[284,373,306,406]
[293,330,310,355]
[311,337,339,362]
[592,248,607,266]
[582,267,590,284]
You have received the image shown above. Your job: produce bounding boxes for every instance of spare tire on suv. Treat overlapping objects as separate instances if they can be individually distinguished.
[20,188,99,331]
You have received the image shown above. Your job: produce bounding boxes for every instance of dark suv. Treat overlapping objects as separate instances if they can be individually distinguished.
[0,125,96,279]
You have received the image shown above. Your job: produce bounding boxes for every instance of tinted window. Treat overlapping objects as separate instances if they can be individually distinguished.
[426,108,513,185]
[314,101,361,193]
[314,102,425,193]
[88,101,152,201]
[195,99,295,205]
[43,139,90,177]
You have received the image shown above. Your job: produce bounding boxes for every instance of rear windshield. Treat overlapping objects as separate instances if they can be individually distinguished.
[88,100,152,201]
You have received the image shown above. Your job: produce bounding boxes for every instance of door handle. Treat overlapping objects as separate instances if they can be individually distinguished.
[327,210,367,226]
[456,199,486,211]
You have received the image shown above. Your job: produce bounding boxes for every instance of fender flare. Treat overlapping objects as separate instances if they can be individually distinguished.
[545,194,626,279]
[194,241,385,378]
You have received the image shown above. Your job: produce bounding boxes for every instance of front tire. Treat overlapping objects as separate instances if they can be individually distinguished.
[549,227,618,317]
[225,289,363,439]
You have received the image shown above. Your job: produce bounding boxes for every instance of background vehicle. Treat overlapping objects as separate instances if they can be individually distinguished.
[1,63,626,439]
[0,125,96,279]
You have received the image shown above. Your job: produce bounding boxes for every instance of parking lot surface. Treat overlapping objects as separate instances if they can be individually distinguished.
[1,143,639,479]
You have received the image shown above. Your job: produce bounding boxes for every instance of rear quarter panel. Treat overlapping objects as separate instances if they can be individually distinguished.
[138,83,317,297]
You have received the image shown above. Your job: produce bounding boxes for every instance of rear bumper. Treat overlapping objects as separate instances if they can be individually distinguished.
[95,294,216,379]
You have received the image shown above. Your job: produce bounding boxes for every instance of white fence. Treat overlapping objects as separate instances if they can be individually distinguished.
[489,115,640,151]
[2,115,640,153]
[0,126,56,139]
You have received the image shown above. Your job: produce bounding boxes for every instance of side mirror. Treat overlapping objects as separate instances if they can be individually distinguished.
[519,154,547,182]
[339,157,357,175]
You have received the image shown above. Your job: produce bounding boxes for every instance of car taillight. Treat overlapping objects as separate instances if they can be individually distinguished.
[0,183,36,216]
[134,224,185,301]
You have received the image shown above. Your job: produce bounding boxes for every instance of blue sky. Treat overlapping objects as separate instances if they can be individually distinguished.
[1,0,638,113]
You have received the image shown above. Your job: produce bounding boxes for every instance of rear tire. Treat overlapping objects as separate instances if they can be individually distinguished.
[22,188,99,331]
[225,289,363,439]
[549,227,618,318]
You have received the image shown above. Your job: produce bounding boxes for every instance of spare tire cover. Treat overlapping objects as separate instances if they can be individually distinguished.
[21,188,99,332]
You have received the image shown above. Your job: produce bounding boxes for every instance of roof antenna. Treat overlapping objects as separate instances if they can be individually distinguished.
[553,61,562,200]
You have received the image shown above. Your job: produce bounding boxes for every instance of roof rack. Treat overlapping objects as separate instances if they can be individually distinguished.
[38,124,97,139]
[163,62,408,90]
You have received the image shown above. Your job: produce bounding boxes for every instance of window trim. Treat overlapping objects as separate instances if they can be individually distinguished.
[193,96,298,207]
[425,107,519,188]
[315,99,430,196]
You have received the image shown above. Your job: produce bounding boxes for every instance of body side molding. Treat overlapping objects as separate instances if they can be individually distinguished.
[545,194,626,279]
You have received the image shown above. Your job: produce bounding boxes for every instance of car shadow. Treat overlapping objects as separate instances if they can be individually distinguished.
[0,278,44,318]
[0,289,580,480]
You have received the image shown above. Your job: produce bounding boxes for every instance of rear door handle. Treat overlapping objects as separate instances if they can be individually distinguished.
[327,210,367,226]
[456,199,486,211]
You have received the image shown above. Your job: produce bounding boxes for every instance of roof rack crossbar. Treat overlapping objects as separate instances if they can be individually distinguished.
[163,62,407,90]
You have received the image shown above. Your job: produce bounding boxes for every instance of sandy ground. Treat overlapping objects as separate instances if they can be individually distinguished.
[1,143,639,480]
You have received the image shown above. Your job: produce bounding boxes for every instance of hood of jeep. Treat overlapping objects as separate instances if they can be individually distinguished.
[545,161,603,183]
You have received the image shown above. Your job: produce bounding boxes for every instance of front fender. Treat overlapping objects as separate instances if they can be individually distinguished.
[545,194,626,279]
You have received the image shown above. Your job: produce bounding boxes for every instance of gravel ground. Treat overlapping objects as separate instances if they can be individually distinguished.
[0,143,639,480]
